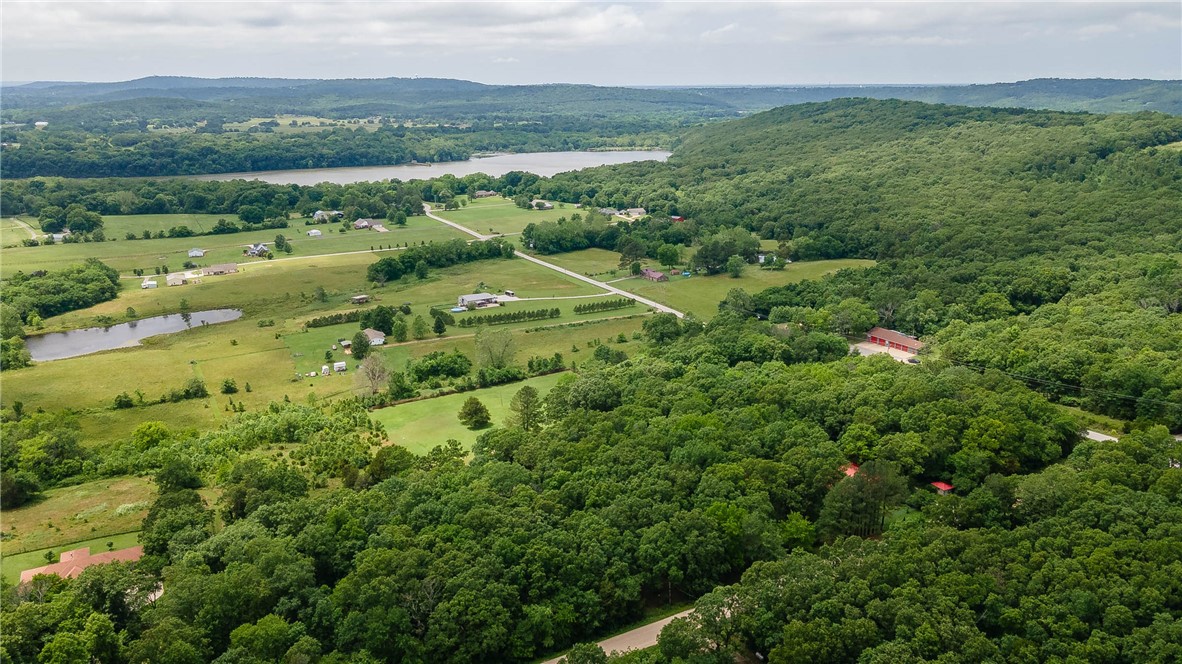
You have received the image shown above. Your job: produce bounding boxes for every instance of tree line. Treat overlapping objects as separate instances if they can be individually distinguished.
[456,307,560,328]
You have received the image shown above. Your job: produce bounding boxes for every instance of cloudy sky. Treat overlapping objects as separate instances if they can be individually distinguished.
[2,1,1179,85]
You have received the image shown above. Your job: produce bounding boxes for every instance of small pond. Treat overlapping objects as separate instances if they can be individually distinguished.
[25,309,243,361]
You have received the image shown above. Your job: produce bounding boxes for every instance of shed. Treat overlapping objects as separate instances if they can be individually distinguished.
[842,463,860,478]
[931,481,954,495]
[641,268,668,282]
[307,229,322,237]
[350,294,370,305]
[458,293,499,308]
[333,361,348,372]
[141,279,158,289]
[166,274,186,287]
[866,327,925,354]
[321,365,330,376]
[670,216,685,222]
[202,263,238,276]
[187,248,206,258]
[363,328,386,345]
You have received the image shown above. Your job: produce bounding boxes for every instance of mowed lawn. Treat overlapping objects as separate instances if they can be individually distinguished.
[2,532,143,585]
[369,372,569,454]
[0,214,464,277]
[539,248,640,278]
[1,217,37,247]
[617,259,877,319]
[433,198,583,236]
[0,477,156,556]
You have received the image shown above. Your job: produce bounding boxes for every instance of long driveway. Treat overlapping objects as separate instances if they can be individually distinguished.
[541,610,694,663]
[423,205,684,318]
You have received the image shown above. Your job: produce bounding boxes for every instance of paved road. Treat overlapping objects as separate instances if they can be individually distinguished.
[424,205,685,318]
[119,246,406,279]
[542,610,694,663]
[1084,429,1119,442]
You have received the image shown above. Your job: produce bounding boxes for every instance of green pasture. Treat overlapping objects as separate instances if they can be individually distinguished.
[616,259,877,319]
[101,213,231,235]
[369,372,568,454]
[1,217,37,248]
[0,476,156,557]
[539,248,641,278]
[433,199,582,236]
[0,214,463,277]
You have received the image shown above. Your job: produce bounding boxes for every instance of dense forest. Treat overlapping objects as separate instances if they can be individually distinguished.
[13,307,1171,662]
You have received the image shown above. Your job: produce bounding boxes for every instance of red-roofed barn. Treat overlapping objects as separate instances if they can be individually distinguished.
[867,327,925,354]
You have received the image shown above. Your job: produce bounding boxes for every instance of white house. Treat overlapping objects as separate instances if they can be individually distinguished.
[626,207,647,217]
[363,328,386,345]
[353,219,372,230]
[313,210,343,222]
[307,229,322,238]
[166,274,186,287]
[321,365,330,376]
[245,243,269,256]
[333,361,348,372]
[187,248,206,258]
[141,279,158,289]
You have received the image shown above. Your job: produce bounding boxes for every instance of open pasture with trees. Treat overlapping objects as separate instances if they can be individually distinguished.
[0,476,157,556]
[618,258,876,319]
[368,372,567,453]
[435,197,581,236]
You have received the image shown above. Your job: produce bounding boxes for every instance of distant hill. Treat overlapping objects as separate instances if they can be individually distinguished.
[2,77,1177,127]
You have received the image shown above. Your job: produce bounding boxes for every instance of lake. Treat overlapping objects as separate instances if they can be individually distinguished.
[190,150,672,185]
[25,309,243,361]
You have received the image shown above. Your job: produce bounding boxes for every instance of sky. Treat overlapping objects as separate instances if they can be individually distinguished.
[2,1,1179,85]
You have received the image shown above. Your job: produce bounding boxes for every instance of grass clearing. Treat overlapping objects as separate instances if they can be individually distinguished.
[0,477,156,556]
[435,198,583,236]
[539,248,636,278]
[369,372,568,454]
[1,217,37,247]
[0,214,463,277]
[616,259,877,319]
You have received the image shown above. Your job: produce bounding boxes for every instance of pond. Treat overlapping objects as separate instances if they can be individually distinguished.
[25,309,243,361]
[190,150,672,185]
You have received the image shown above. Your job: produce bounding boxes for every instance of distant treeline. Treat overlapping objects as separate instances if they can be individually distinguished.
[305,310,365,329]
[574,298,635,315]
[457,308,560,328]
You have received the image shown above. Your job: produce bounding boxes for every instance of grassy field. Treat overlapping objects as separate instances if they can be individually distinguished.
[3,254,623,447]
[0,217,37,247]
[0,214,463,277]
[435,197,583,236]
[539,248,640,278]
[100,213,233,235]
[369,372,568,454]
[616,259,877,319]
[0,476,156,555]
[1,532,144,585]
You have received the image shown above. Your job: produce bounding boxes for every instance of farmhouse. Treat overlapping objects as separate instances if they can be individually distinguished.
[307,229,322,237]
[353,219,373,230]
[641,268,668,282]
[363,328,386,345]
[458,293,499,308]
[472,190,497,198]
[931,481,955,496]
[866,327,924,354]
[166,274,187,287]
[313,210,344,222]
[350,294,371,305]
[141,279,158,289]
[187,248,206,258]
[245,243,269,256]
[333,361,348,372]
[598,208,621,216]
[203,263,238,276]
[20,546,144,584]
[626,207,647,217]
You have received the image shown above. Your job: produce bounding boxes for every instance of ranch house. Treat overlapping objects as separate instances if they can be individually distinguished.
[641,268,668,282]
[20,546,144,584]
[203,263,238,276]
[458,293,499,308]
[866,327,925,354]
[363,328,386,345]
[188,248,206,257]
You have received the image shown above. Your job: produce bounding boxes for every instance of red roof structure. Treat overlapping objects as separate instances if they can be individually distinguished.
[842,463,860,477]
[866,327,925,353]
[930,481,955,494]
[20,546,144,584]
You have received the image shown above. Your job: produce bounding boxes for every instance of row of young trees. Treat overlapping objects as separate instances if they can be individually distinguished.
[365,238,515,283]
[456,307,560,327]
[573,298,636,315]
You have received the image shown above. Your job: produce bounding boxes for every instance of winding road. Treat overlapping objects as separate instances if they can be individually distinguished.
[422,205,685,318]
[541,610,694,663]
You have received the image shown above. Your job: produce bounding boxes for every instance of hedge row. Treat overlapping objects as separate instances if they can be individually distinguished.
[457,308,560,328]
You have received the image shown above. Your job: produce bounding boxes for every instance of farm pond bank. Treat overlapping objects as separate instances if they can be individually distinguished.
[188,150,672,185]
[25,309,243,361]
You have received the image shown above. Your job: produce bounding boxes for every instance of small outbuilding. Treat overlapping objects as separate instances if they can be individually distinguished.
[363,328,386,345]
[842,463,860,478]
[333,361,348,372]
[166,274,187,287]
[350,294,371,305]
[307,229,322,238]
[187,248,206,258]
[641,268,668,282]
[141,279,158,289]
[321,365,330,376]
[931,481,954,496]
[532,201,554,211]
[313,210,344,222]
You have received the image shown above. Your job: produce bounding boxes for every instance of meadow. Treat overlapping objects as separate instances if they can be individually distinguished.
[540,247,637,278]
[0,214,464,277]
[0,476,156,556]
[368,372,568,454]
[437,196,582,235]
[615,259,878,319]
[0,217,36,247]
